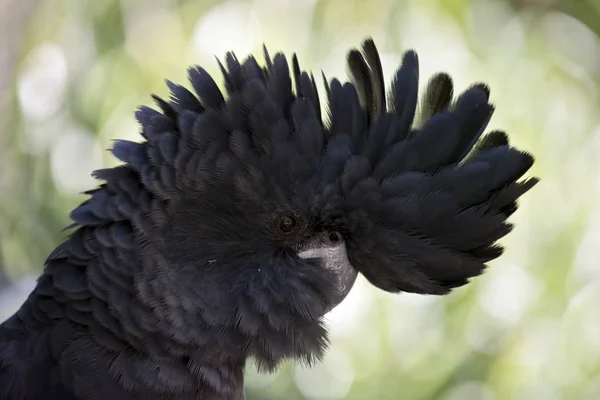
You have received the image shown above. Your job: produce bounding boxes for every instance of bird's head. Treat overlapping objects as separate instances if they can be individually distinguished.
[159,121,361,317]
[152,123,363,368]
[70,39,536,378]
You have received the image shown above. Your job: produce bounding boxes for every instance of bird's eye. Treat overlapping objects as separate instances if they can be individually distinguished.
[328,232,342,243]
[278,214,298,233]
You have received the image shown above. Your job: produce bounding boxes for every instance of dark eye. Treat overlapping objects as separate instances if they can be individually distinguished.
[328,232,342,243]
[278,214,298,233]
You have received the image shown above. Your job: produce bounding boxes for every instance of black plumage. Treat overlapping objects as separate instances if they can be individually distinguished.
[0,38,537,400]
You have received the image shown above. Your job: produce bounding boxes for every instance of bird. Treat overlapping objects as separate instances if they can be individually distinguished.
[0,38,538,400]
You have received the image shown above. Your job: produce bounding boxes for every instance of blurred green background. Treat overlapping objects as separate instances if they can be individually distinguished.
[1,0,600,398]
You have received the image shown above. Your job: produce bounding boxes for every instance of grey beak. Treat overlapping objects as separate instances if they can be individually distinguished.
[298,239,358,312]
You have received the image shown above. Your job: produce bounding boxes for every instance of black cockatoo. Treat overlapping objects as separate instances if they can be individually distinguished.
[0,38,537,400]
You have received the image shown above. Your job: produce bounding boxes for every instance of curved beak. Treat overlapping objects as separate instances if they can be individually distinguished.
[298,240,358,312]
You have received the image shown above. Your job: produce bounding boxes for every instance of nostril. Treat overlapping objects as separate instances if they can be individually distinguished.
[328,232,341,243]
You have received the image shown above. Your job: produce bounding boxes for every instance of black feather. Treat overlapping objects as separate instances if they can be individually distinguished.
[418,72,453,124]
[361,39,386,118]
[0,37,538,400]
[389,50,419,139]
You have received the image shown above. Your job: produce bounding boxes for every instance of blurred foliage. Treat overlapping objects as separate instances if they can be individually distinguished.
[1,0,600,399]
